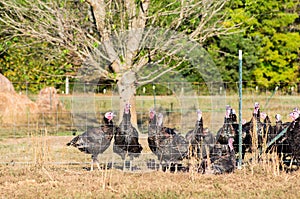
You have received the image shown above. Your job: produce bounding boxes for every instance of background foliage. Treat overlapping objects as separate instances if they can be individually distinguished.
[0,0,299,93]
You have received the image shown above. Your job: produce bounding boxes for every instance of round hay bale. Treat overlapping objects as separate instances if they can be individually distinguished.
[0,92,39,125]
[35,87,71,128]
[0,74,15,93]
[36,87,65,113]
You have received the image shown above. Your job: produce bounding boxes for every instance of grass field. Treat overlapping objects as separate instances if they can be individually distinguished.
[0,135,300,199]
[1,94,300,198]
[2,93,300,136]
[1,164,300,199]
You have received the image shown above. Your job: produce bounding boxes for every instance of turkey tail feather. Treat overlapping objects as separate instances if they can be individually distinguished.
[66,135,79,146]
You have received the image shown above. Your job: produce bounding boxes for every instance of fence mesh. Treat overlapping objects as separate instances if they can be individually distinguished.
[0,81,299,172]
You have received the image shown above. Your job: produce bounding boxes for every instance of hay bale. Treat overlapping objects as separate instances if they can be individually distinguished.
[35,87,72,128]
[0,73,15,93]
[0,74,39,125]
[0,92,39,125]
[36,87,65,113]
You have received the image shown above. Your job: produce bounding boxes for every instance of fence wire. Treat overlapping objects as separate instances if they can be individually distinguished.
[0,81,299,172]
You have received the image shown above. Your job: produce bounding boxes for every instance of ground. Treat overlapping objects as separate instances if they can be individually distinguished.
[0,135,300,198]
[1,164,300,198]
[1,93,300,198]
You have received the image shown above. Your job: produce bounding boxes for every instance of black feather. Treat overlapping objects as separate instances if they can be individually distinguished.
[66,113,115,170]
[113,105,143,160]
[148,111,188,164]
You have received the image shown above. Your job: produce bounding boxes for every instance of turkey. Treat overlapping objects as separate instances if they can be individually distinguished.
[215,105,237,155]
[148,108,158,155]
[274,114,285,135]
[183,108,235,174]
[285,108,300,169]
[215,105,253,161]
[185,109,203,157]
[205,152,236,174]
[267,113,292,164]
[242,102,265,156]
[185,109,216,159]
[66,112,116,171]
[261,112,274,140]
[257,112,280,156]
[113,103,143,170]
[260,112,274,146]
[148,110,188,171]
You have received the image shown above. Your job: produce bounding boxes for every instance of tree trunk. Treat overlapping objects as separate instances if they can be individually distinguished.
[117,70,138,127]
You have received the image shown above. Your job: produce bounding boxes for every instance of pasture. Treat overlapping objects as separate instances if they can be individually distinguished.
[1,135,300,199]
[1,93,300,198]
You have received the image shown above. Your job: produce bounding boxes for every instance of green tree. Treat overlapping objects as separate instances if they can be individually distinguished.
[0,39,75,93]
[205,0,299,90]
[250,0,299,89]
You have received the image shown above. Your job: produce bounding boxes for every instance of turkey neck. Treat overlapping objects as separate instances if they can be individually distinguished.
[121,112,132,132]
[148,115,157,137]
[195,118,203,135]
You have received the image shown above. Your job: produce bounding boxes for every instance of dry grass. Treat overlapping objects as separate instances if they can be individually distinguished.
[1,162,300,199]
[0,135,300,199]
[1,94,300,198]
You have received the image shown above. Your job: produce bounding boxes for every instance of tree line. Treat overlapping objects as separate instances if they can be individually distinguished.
[0,0,299,94]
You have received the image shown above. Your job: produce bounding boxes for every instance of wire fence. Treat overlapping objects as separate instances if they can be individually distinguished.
[1,81,300,170]
[10,80,300,96]
[3,81,300,131]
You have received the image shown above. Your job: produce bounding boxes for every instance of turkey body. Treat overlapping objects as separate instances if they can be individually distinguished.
[148,111,188,167]
[186,110,216,159]
[67,112,115,170]
[148,109,159,156]
[215,106,238,155]
[157,128,188,163]
[113,104,143,162]
[272,115,291,158]
[286,111,300,167]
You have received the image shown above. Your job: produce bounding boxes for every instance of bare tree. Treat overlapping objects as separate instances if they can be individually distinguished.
[0,0,239,125]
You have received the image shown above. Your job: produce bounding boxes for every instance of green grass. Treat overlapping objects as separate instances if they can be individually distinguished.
[1,94,300,138]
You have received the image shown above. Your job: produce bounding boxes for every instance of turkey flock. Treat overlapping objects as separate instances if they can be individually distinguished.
[67,102,300,174]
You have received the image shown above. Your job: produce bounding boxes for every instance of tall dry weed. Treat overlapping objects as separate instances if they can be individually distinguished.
[32,127,51,167]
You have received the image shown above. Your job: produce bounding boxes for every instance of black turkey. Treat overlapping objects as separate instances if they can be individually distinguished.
[274,114,285,135]
[261,112,274,141]
[147,108,161,156]
[273,113,290,138]
[242,102,265,156]
[215,105,252,161]
[216,105,237,155]
[259,112,274,148]
[258,112,280,156]
[183,108,235,174]
[186,109,216,159]
[266,113,292,164]
[113,103,143,169]
[148,111,188,171]
[66,112,116,171]
[285,109,300,169]
[185,109,204,155]
[202,150,236,175]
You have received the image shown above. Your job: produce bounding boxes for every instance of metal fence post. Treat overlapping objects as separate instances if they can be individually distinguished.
[238,50,243,169]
